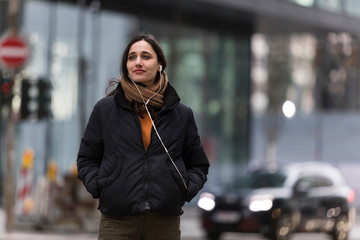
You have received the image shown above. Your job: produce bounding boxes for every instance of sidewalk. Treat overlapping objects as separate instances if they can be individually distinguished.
[0,232,98,240]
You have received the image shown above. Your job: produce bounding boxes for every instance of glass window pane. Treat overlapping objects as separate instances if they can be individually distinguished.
[316,0,342,13]
[344,0,360,17]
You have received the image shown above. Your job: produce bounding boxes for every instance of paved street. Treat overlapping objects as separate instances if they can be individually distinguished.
[0,208,359,240]
[2,229,360,240]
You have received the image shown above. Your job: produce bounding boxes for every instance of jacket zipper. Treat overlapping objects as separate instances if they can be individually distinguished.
[144,150,150,210]
[135,113,151,211]
[144,117,154,211]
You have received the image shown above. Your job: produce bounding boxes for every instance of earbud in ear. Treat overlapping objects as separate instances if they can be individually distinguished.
[159,65,162,72]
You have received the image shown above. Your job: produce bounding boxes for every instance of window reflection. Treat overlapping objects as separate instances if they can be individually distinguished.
[288,0,360,18]
[317,0,341,12]
[289,0,315,7]
[344,0,360,17]
[251,31,359,115]
[165,33,250,165]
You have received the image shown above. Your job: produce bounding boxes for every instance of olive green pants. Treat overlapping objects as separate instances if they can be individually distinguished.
[98,211,181,240]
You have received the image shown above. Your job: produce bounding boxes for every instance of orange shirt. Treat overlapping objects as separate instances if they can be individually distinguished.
[139,113,152,150]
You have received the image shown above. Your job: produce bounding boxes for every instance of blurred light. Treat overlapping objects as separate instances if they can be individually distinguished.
[207,99,221,115]
[334,207,341,217]
[248,194,273,212]
[347,189,355,203]
[46,161,58,182]
[325,219,335,231]
[21,148,34,169]
[327,207,341,218]
[327,208,336,218]
[250,92,268,115]
[251,34,269,58]
[290,34,316,59]
[53,42,68,57]
[292,68,312,86]
[251,66,268,85]
[197,192,216,211]
[271,208,282,218]
[282,100,296,118]
[293,0,315,7]
[339,33,351,45]
[1,82,9,93]
[279,225,290,237]
[23,197,34,214]
[12,95,21,114]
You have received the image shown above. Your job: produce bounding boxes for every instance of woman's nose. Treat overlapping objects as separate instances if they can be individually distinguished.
[135,56,142,65]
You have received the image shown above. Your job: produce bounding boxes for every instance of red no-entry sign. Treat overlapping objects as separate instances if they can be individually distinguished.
[0,34,30,70]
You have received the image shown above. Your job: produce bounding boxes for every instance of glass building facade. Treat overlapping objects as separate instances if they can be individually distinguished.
[0,0,252,194]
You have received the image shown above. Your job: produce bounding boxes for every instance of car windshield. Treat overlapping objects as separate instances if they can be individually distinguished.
[229,172,288,190]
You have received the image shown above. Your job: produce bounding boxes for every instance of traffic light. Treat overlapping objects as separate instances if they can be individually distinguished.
[21,78,52,120]
[0,72,13,108]
[20,79,38,120]
[37,79,52,119]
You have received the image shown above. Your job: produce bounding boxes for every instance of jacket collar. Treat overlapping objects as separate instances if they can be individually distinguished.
[115,82,180,111]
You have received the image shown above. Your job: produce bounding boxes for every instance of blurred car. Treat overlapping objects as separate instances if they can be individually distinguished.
[197,161,355,240]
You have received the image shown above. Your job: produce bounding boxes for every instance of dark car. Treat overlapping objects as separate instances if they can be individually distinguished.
[197,161,355,240]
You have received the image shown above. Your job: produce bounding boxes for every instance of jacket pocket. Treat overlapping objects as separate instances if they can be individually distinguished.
[167,155,189,196]
[98,152,122,189]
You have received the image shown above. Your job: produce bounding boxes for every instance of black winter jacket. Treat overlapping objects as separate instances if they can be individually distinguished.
[77,83,209,217]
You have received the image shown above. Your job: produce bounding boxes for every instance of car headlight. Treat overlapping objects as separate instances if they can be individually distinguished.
[197,192,216,211]
[248,194,273,212]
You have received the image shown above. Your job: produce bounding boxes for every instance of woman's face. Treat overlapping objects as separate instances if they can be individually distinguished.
[127,40,160,86]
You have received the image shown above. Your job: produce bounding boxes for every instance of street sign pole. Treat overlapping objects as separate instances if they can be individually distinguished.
[4,97,15,232]
[2,0,25,232]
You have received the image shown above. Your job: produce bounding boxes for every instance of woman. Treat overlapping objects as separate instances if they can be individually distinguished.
[77,33,210,240]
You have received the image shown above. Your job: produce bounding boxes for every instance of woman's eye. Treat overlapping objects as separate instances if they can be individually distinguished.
[128,55,136,60]
[143,55,151,59]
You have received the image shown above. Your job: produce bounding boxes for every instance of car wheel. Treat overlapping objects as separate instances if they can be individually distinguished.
[332,214,350,240]
[206,230,221,240]
[268,213,292,240]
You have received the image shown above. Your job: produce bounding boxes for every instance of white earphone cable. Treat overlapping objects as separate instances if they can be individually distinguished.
[128,72,188,190]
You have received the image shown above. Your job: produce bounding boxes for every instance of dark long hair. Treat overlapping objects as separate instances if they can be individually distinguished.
[106,33,167,117]
[121,33,167,84]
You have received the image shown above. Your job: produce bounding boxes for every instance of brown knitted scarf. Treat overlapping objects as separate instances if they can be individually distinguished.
[120,72,168,108]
